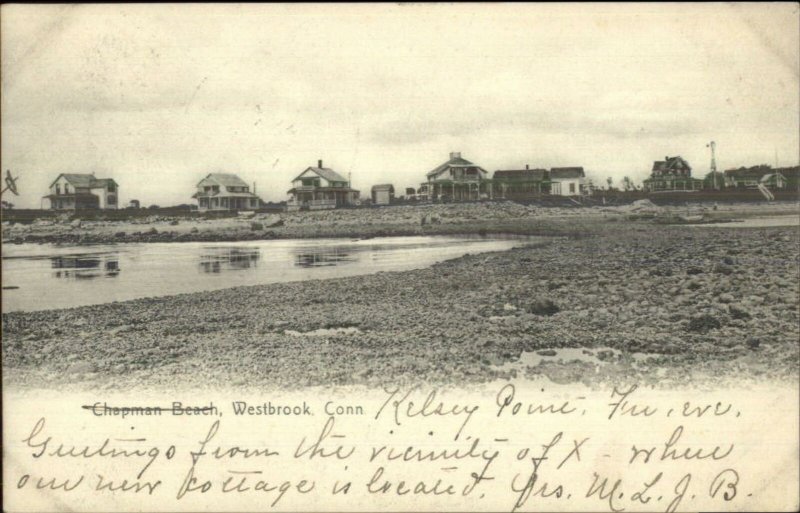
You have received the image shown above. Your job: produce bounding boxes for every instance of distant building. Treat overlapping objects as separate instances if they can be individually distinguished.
[128,199,140,209]
[549,167,586,196]
[43,173,119,210]
[724,165,794,190]
[420,152,491,202]
[371,184,395,205]
[192,173,261,211]
[643,156,702,192]
[492,166,551,198]
[287,160,359,211]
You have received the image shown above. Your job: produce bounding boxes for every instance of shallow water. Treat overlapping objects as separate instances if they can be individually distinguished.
[1,235,543,312]
[687,215,799,228]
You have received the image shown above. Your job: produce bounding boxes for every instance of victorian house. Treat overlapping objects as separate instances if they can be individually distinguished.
[643,156,703,192]
[419,152,492,201]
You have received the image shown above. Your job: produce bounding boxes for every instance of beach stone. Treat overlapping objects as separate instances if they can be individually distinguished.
[250,222,264,231]
[687,314,722,333]
[525,298,560,316]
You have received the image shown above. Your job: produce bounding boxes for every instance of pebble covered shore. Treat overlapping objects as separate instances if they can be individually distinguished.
[2,203,798,391]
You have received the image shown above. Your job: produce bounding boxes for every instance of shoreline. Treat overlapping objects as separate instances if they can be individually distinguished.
[2,200,798,245]
[3,211,798,391]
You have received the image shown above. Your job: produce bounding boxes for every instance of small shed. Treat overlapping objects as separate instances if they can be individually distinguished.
[371,184,395,205]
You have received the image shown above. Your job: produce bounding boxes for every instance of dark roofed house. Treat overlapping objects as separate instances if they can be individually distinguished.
[43,173,119,210]
[643,156,702,192]
[492,165,551,199]
[287,160,360,211]
[193,173,261,211]
[421,152,492,202]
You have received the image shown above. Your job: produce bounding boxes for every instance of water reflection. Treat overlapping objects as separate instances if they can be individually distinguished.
[295,247,354,268]
[199,248,260,273]
[51,254,120,279]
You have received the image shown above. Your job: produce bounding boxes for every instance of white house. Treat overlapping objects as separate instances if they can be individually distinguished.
[43,173,119,210]
[371,184,394,205]
[192,173,261,211]
[549,167,585,196]
[287,160,360,211]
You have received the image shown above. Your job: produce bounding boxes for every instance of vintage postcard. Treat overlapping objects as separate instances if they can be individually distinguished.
[2,3,799,512]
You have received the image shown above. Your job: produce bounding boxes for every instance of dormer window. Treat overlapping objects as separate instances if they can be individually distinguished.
[56,184,61,195]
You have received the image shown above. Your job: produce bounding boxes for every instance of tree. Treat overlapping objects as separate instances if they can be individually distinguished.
[622,176,633,191]
[606,177,613,190]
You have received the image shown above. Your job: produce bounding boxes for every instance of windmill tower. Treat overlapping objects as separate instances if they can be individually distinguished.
[706,141,718,189]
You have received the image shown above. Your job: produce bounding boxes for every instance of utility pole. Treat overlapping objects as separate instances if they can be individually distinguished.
[707,141,718,190]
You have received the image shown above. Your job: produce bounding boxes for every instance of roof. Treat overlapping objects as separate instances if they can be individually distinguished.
[493,169,550,181]
[50,173,118,189]
[371,184,394,191]
[193,191,259,199]
[426,155,488,179]
[287,186,359,194]
[198,173,249,188]
[550,167,585,179]
[760,172,786,183]
[652,156,691,173]
[294,167,349,183]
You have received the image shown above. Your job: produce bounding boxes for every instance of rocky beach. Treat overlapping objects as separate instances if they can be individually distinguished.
[2,201,798,391]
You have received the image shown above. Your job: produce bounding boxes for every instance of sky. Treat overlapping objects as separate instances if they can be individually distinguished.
[2,3,798,208]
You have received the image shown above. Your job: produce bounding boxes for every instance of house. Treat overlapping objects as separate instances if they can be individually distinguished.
[192,173,261,211]
[549,167,585,196]
[723,165,793,190]
[643,156,703,192]
[287,160,359,211]
[371,184,395,205]
[492,165,551,199]
[128,199,140,209]
[43,173,119,210]
[422,152,492,201]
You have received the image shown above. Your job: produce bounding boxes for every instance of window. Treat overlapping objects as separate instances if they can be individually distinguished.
[569,183,576,193]
[107,183,116,193]
[64,184,70,194]
[56,184,61,195]
[107,195,117,205]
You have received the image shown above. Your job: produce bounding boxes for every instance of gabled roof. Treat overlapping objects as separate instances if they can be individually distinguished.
[652,156,691,173]
[759,172,786,183]
[426,155,488,179]
[50,173,118,189]
[494,169,550,181]
[198,173,249,188]
[294,167,349,183]
[550,167,585,179]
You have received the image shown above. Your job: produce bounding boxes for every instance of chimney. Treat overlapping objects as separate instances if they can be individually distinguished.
[253,181,257,194]
[525,164,529,170]
[450,152,461,160]
[318,159,323,168]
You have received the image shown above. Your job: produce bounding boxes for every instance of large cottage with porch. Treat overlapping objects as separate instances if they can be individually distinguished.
[192,173,261,211]
[419,152,492,201]
[43,173,119,210]
[492,166,551,199]
[287,160,360,211]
